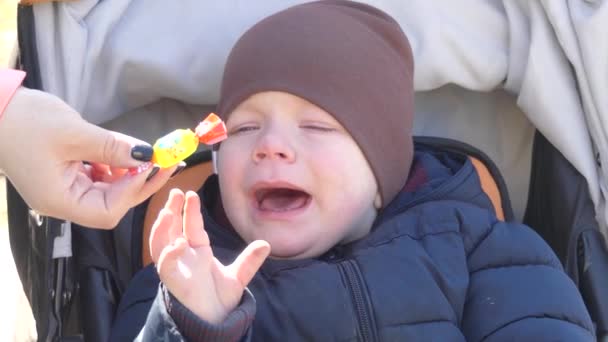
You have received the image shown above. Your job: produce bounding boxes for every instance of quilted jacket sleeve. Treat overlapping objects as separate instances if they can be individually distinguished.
[461,217,595,341]
[135,285,254,342]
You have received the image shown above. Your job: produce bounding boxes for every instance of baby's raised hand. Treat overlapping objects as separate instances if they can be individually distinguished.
[149,189,270,324]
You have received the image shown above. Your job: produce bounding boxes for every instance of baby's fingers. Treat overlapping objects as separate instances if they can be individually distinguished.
[227,240,271,288]
[183,191,209,248]
[149,208,175,263]
[156,237,189,282]
[165,189,185,241]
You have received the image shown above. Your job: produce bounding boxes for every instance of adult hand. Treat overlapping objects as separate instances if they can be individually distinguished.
[0,87,178,228]
[150,189,270,324]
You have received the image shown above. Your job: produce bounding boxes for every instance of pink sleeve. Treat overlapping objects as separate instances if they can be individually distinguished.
[0,69,27,120]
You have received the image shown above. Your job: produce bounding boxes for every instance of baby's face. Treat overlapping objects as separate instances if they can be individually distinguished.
[217,91,380,259]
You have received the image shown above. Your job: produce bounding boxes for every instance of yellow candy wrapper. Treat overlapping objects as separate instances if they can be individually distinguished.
[152,129,200,168]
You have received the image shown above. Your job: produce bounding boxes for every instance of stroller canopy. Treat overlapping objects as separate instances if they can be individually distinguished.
[31,0,607,234]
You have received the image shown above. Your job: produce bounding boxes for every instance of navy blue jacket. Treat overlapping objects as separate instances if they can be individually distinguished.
[113,148,595,341]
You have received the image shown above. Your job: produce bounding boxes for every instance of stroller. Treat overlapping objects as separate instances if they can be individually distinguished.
[7,1,608,341]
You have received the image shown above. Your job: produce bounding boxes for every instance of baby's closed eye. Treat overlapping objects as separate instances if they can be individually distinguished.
[230,125,260,135]
[300,124,336,132]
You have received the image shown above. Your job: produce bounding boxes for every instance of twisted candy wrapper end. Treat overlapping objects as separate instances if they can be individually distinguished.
[195,113,227,145]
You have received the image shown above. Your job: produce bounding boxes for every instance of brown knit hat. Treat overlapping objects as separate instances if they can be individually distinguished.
[217,0,414,207]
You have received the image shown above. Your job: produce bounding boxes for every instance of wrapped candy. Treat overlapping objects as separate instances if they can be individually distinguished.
[152,113,227,168]
[130,113,227,173]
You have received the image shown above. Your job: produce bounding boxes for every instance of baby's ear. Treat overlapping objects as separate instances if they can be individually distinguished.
[374,193,382,209]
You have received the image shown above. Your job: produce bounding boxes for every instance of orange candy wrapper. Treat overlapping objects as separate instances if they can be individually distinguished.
[195,113,228,145]
[129,113,227,174]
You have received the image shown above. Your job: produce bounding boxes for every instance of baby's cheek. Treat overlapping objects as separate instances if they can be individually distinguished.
[216,145,245,176]
[310,147,348,173]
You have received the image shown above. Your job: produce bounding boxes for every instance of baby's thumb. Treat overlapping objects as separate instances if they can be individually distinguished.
[229,240,271,288]
[65,120,153,168]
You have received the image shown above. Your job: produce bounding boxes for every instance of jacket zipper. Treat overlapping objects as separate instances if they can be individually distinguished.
[338,260,377,342]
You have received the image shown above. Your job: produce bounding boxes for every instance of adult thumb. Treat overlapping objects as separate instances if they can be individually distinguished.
[63,118,153,168]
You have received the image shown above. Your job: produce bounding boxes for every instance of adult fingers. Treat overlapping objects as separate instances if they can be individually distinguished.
[62,120,153,169]
[66,163,175,228]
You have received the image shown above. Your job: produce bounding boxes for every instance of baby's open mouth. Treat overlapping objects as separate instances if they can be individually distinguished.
[254,187,311,212]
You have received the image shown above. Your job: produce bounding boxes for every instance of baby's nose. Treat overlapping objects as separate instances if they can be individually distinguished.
[252,134,295,163]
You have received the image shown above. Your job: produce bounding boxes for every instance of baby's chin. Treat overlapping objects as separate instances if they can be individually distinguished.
[264,238,330,260]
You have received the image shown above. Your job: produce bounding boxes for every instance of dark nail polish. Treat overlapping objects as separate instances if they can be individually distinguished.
[131,145,154,162]
[145,166,160,182]
[170,164,186,178]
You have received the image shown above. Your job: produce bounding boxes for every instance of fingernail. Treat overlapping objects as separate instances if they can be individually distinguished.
[128,162,152,176]
[131,145,154,162]
[145,166,160,182]
[170,163,186,178]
